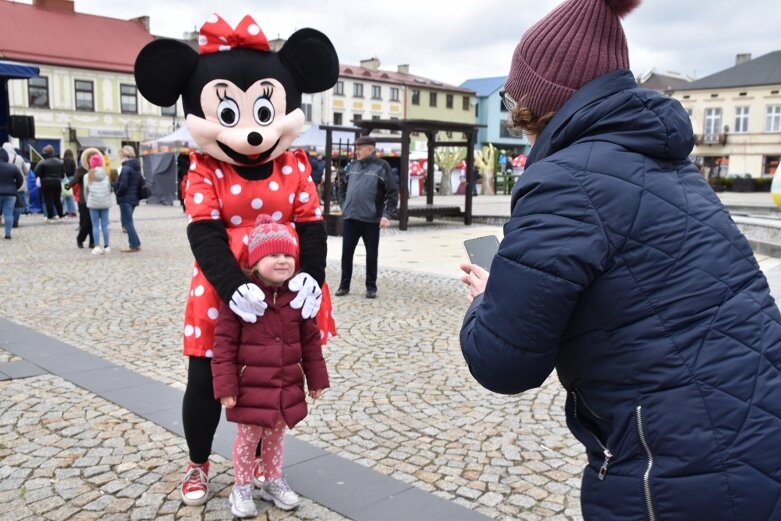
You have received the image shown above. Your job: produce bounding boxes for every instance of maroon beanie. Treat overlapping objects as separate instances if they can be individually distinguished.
[247,215,299,268]
[504,0,640,118]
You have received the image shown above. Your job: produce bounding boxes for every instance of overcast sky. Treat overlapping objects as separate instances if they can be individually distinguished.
[71,0,777,87]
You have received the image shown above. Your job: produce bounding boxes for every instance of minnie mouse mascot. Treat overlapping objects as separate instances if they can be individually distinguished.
[134,14,338,505]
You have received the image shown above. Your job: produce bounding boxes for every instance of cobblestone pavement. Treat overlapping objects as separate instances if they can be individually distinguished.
[1,206,588,520]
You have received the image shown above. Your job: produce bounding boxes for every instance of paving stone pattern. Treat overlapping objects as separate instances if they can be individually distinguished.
[0,207,586,520]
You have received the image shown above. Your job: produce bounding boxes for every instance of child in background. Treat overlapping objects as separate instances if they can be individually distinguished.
[212,214,329,518]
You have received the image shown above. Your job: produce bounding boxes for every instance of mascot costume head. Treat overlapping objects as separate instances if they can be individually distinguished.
[134,14,338,178]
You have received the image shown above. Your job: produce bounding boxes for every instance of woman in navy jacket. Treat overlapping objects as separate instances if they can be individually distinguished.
[460,1,781,520]
[114,146,142,252]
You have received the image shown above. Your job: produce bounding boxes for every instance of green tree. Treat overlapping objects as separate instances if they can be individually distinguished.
[434,147,466,195]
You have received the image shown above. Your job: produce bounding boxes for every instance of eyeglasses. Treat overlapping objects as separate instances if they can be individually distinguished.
[499,89,516,112]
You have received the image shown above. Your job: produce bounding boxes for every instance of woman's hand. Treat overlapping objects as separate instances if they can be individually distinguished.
[309,389,323,400]
[220,396,236,409]
[459,263,490,303]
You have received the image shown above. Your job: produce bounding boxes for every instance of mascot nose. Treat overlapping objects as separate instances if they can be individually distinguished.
[247,132,263,146]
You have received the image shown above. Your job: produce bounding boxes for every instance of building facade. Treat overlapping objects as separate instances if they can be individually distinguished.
[460,76,531,155]
[672,52,781,177]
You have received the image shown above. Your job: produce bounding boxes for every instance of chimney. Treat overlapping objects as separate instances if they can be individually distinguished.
[131,16,150,32]
[735,53,752,66]
[397,64,409,74]
[33,0,74,12]
[360,58,381,71]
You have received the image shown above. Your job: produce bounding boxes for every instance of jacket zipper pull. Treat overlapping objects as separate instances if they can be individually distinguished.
[598,449,613,480]
[273,290,277,305]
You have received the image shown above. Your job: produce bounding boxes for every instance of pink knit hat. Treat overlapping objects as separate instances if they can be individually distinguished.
[88,153,104,168]
[504,0,640,118]
[247,215,299,267]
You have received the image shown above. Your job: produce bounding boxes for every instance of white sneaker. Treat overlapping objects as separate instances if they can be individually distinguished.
[91,246,104,256]
[103,246,110,254]
[229,484,257,518]
[260,477,300,510]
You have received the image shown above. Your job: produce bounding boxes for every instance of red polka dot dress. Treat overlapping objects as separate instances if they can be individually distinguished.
[183,149,336,358]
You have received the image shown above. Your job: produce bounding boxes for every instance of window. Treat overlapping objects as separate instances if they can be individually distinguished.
[411,89,420,105]
[463,96,470,111]
[120,84,137,114]
[372,85,382,99]
[353,83,364,98]
[372,115,380,120]
[161,104,177,116]
[704,107,722,136]
[499,98,507,112]
[390,87,400,102]
[766,105,781,133]
[734,106,749,133]
[334,81,344,96]
[446,94,453,109]
[333,112,343,125]
[75,80,94,111]
[301,102,312,122]
[475,102,479,118]
[353,113,362,122]
[429,92,437,107]
[28,76,49,108]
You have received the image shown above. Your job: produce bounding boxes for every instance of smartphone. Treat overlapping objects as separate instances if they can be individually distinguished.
[463,235,500,271]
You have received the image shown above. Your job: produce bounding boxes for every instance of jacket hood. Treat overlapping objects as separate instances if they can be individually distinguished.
[527,70,695,168]
[2,143,15,162]
[91,167,107,181]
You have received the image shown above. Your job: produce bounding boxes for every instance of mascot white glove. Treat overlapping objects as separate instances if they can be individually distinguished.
[288,272,322,319]
[229,283,267,323]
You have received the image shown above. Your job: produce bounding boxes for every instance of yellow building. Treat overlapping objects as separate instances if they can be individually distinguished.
[673,52,781,177]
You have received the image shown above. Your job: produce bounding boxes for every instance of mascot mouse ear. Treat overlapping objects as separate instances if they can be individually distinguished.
[134,39,199,107]
[279,28,339,94]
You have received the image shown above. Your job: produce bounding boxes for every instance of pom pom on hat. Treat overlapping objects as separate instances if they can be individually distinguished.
[604,0,641,17]
[89,153,104,168]
[247,214,299,267]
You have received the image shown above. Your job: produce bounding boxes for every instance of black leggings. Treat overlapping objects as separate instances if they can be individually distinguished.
[182,356,260,464]
[41,182,64,218]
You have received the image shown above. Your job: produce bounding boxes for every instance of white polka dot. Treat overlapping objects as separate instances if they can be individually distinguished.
[251,198,263,209]
[186,180,190,190]
[242,234,249,245]
[281,165,293,175]
[299,192,310,203]
[210,209,220,220]
[204,177,213,186]
[298,162,306,172]
[190,290,194,296]
[207,14,219,23]
[194,285,205,297]
[205,349,214,358]
[219,45,231,52]
[308,176,313,183]
[190,161,196,171]
[289,193,295,204]
[247,24,260,35]
[269,181,279,191]
[195,327,202,338]
[231,184,242,195]
[215,168,224,178]
[198,35,207,46]
[193,267,199,277]
[218,36,228,43]
[271,211,283,222]
[193,193,204,204]
[320,331,325,340]
[231,215,242,225]
[315,208,322,217]
[187,216,193,224]
[186,214,192,220]
[184,325,194,337]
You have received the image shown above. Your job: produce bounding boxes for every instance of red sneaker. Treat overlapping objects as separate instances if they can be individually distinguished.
[253,458,265,488]
[180,461,209,505]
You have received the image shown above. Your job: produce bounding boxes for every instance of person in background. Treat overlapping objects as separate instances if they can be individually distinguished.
[114,146,142,252]
[61,149,78,217]
[3,143,29,228]
[0,148,23,239]
[34,144,65,221]
[66,148,96,249]
[335,135,398,299]
[83,152,112,255]
[459,1,781,520]
[177,153,190,212]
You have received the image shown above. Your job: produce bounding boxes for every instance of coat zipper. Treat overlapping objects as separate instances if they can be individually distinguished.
[572,392,612,480]
[239,364,246,381]
[272,289,277,305]
[636,405,656,521]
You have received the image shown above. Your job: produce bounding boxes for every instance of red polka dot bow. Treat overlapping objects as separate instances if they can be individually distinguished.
[198,14,270,55]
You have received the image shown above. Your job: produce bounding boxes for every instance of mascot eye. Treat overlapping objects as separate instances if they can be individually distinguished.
[217,98,240,127]
[253,97,275,126]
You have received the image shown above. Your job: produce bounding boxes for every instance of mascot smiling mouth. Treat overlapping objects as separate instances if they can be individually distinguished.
[218,139,280,166]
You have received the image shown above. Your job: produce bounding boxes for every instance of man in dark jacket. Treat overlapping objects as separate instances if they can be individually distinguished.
[0,148,24,239]
[114,146,142,252]
[335,135,398,298]
[460,1,781,520]
[34,144,65,220]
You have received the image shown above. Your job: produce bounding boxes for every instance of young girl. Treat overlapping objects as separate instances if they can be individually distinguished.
[212,215,329,518]
[83,153,112,255]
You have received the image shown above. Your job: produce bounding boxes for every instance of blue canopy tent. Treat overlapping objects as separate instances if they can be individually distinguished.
[0,60,39,143]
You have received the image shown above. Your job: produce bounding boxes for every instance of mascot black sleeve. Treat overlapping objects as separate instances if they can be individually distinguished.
[296,221,327,286]
[187,220,250,304]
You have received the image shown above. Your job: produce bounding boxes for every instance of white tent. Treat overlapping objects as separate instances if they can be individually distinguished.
[293,124,355,150]
[143,124,198,150]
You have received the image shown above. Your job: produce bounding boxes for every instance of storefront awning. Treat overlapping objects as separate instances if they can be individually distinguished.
[75,136,107,149]
[0,60,39,79]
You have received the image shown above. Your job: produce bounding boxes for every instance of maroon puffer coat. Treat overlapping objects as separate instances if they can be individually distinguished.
[211,282,329,428]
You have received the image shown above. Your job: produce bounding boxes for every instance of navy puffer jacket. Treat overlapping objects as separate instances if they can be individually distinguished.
[115,158,141,206]
[461,70,781,521]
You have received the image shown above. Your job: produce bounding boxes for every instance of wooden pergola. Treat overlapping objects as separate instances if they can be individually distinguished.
[319,119,481,231]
